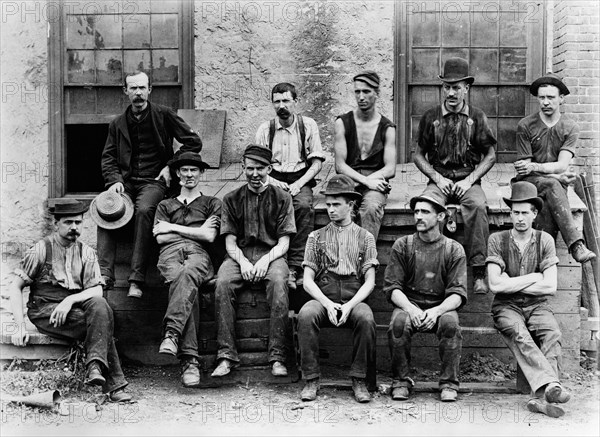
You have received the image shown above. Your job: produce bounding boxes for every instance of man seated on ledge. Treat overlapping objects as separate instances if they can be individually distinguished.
[8,200,132,402]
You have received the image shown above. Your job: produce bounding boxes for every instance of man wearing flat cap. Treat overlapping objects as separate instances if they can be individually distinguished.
[414,57,497,294]
[8,200,132,402]
[152,152,222,387]
[384,191,467,403]
[486,181,571,418]
[514,73,595,263]
[212,145,296,378]
[334,70,397,242]
[297,175,379,404]
[255,82,326,292]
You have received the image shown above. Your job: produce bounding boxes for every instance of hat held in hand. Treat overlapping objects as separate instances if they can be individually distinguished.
[90,190,135,229]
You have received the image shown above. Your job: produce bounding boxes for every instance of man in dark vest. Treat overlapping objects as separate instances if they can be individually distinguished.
[255,83,325,291]
[8,200,132,402]
[99,71,202,299]
[414,57,497,294]
[333,71,396,242]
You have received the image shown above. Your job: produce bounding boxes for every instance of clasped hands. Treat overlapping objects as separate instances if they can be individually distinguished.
[407,306,440,332]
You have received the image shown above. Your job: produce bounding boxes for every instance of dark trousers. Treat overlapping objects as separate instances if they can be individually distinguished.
[28,296,127,394]
[97,177,166,283]
[298,294,376,380]
[492,298,561,394]
[214,246,289,363]
[388,307,462,390]
[522,175,582,248]
[424,182,489,267]
[356,187,387,243]
[157,244,214,360]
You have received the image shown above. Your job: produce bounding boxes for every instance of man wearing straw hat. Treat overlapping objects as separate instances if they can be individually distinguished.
[8,200,132,402]
[414,57,497,295]
[384,191,467,403]
[98,71,203,299]
[152,152,222,388]
[513,72,595,264]
[486,181,570,418]
[297,175,378,404]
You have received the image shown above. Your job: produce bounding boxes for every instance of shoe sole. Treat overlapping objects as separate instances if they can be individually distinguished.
[182,380,201,388]
[545,386,571,404]
[84,376,106,387]
[127,292,142,299]
[527,401,565,418]
[158,348,177,356]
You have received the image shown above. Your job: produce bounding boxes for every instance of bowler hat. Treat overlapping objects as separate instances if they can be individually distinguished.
[323,175,362,200]
[243,144,273,166]
[89,190,135,230]
[438,57,475,85]
[530,72,570,96]
[503,181,544,212]
[353,71,380,89]
[50,200,89,217]
[168,151,210,170]
[410,191,448,213]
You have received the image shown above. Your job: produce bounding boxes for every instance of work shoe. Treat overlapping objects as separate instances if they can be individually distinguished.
[101,275,114,291]
[211,359,236,377]
[287,270,297,291]
[352,377,371,403]
[127,282,143,299]
[181,358,201,388]
[271,361,288,377]
[391,386,410,401]
[473,268,488,294]
[545,382,571,404]
[526,398,565,418]
[84,361,106,386]
[301,378,320,401]
[440,387,458,402]
[159,331,179,356]
[570,240,596,263]
[109,388,133,403]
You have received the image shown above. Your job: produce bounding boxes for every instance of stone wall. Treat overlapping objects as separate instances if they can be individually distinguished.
[193,0,395,162]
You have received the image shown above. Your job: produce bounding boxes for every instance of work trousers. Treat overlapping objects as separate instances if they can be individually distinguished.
[355,187,387,243]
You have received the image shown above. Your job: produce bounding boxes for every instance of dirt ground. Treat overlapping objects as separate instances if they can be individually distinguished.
[1,357,599,437]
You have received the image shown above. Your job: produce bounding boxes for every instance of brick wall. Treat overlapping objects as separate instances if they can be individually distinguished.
[553,1,600,204]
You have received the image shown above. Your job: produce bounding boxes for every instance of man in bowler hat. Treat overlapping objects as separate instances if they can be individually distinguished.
[486,181,571,417]
[413,57,497,294]
[514,73,595,263]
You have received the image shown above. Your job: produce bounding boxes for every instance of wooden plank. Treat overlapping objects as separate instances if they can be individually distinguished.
[176,109,226,168]
[0,344,70,361]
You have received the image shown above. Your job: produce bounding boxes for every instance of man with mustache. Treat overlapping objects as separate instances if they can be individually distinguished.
[486,181,571,418]
[152,152,222,387]
[334,71,396,243]
[212,145,296,378]
[99,71,203,299]
[513,73,595,263]
[255,83,325,292]
[414,57,497,294]
[384,192,467,402]
[8,200,132,402]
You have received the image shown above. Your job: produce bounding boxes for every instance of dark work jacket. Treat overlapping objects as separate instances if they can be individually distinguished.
[101,102,202,188]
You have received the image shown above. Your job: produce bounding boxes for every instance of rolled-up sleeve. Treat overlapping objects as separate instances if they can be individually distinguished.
[81,246,102,289]
[539,232,560,272]
[383,238,408,303]
[485,232,506,272]
[13,241,45,285]
[302,232,320,272]
[305,118,326,162]
[445,243,468,307]
[516,119,533,160]
[360,232,379,275]
[220,194,238,237]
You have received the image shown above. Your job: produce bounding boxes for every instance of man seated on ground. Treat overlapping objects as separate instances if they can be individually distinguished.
[153,152,222,388]
[514,72,595,264]
[8,200,132,402]
[212,145,296,378]
[487,181,571,418]
[384,191,467,403]
[297,175,378,404]
[334,70,396,242]
[255,82,325,291]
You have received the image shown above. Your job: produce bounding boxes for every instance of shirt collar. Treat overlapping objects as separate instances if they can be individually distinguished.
[275,115,297,132]
[441,102,469,117]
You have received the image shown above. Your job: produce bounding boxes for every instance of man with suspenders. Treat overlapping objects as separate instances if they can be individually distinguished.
[256,83,325,292]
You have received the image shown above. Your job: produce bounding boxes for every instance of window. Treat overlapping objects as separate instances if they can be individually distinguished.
[49,1,194,198]
[394,0,545,163]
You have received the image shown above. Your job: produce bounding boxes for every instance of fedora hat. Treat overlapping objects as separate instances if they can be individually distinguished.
[530,72,570,96]
[168,151,210,170]
[410,191,448,213]
[438,57,475,85]
[89,190,135,230]
[503,181,544,211]
[322,175,362,200]
[50,200,88,217]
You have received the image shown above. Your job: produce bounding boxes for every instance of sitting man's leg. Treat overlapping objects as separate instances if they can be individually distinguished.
[356,189,387,242]
[437,310,462,402]
[388,307,416,401]
[264,257,290,376]
[346,302,376,403]
[288,185,314,290]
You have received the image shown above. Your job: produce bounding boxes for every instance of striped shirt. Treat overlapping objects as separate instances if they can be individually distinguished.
[14,234,102,290]
[302,222,378,276]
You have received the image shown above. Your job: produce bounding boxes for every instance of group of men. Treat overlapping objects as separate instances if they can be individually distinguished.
[9,58,593,417]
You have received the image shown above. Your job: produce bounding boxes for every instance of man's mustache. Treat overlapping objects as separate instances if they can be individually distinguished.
[276,108,291,117]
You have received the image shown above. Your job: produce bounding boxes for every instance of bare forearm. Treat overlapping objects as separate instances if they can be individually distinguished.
[66,285,103,304]
[295,160,322,188]
[489,273,540,294]
[414,152,443,182]
[168,223,217,243]
[8,282,26,325]
[390,289,420,312]
[225,240,249,266]
[430,294,462,315]
[156,233,180,244]
[346,271,375,309]
[468,149,496,182]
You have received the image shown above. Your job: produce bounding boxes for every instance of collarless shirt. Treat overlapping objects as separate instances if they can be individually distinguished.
[516,112,579,164]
